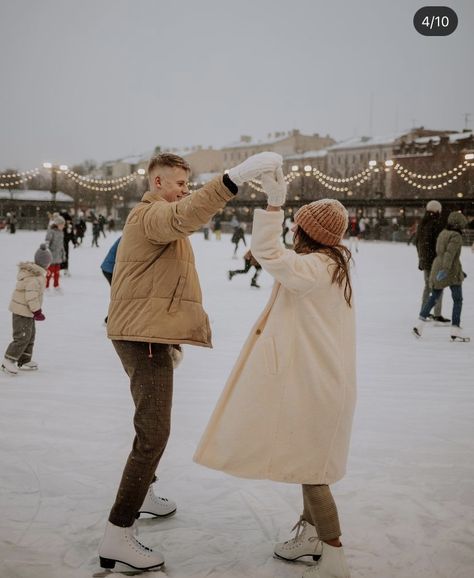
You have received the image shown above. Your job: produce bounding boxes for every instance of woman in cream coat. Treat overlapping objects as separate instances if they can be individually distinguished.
[194,170,356,578]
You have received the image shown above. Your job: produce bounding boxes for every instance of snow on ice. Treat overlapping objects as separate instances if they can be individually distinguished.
[0,229,473,578]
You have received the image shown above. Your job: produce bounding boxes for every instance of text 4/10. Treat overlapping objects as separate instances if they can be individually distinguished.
[422,16,449,29]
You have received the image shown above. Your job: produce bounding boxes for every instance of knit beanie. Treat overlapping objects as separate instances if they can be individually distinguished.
[34,243,53,269]
[53,215,66,226]
[447,211,467,230]
[426,200,442,213]
[294,199,348,246]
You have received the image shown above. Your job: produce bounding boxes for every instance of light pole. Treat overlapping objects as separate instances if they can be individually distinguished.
[43,162,68,211]
[137,168,146,196]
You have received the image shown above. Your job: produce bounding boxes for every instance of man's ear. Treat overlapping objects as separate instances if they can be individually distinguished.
[154,175,162,189]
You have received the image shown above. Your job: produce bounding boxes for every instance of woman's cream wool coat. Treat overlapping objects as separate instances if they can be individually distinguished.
[194,209,356,485]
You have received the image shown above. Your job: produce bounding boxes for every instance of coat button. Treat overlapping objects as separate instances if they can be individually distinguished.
[256,329,262,335]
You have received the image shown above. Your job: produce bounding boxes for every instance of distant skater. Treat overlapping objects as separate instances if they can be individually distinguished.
[228,249,262,288]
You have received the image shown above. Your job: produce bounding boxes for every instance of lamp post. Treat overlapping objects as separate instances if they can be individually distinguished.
[43,162,68,211]
[465,153,474,197]
[136,168,146,196]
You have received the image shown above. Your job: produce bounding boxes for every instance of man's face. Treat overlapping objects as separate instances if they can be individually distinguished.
[154,167,190,203]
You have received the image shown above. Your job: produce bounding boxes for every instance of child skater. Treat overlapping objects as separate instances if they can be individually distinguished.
[194,168,356,578]
[2,244,52,375]
[45,215,66,289]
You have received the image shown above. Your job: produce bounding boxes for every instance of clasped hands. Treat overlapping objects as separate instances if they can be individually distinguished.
[228,152,287,207]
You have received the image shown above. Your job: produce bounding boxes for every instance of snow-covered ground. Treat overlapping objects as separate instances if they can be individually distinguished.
[0,229,473,578]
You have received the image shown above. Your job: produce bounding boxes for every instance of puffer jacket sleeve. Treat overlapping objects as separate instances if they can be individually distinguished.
[143,177,233,244]
[251,209,325,294]
[24,276,42,313]
[440,232,462,272]
[45,229,53,249]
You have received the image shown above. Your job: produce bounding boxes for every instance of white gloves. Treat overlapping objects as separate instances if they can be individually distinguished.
[228,152,282,186]
[261,167,287,206]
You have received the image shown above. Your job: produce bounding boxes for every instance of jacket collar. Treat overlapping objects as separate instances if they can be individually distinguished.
[141,191,168,204]
[18,262,46,276]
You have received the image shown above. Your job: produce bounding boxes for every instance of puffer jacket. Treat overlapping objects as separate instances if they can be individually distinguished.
[107,176,234,346]
[430,227,464,289]
[416,212,444,270]
[9,262,46,317]
[45,227,66,264]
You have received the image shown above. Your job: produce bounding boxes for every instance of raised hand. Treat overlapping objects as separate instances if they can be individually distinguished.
[261,167,287,207]
[227,152,282,186]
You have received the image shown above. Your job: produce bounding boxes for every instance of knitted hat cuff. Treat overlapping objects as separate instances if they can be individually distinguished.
[294,199,348,246]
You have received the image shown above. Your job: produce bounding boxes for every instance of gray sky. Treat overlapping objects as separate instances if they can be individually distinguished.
[1,0,473,170]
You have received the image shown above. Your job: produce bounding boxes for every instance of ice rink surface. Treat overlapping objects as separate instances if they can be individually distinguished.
[1,229,473,578]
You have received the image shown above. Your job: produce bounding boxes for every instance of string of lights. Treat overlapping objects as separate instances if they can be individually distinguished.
[0,170,40,188]
[393,158,473,191]
[64,169,145,191]
[0,155,472,192]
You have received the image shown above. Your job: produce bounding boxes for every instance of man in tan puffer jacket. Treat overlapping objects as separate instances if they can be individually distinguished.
[99,151,283,572]
[2,243,52,375]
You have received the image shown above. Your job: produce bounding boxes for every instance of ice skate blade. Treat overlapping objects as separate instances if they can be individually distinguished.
[99,556,164,573]
[412,328,422,339]
[274,552,321,562]
[136,507,177,519]
[451,336,470,342]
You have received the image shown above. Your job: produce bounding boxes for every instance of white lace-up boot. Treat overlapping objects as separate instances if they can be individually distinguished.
[450,325,470,342]
[138,483,177,518]
[98,521,164,571]
[274,518,322,561]
[18,360,39,371]
[302,542,350,578]
[413,316,429,338]
[1,357,18,375]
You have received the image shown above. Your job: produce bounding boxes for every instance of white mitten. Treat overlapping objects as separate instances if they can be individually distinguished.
[228,152,282,186]
[169,345,184,369]
[260,167,287,206]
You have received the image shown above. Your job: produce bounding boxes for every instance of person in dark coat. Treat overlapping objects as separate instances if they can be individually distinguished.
[92,220,101,247]
[231,224,246,257]
[415,200,449,322]
[60,213,77,276]
[414,211,469,342]
[98,214,107,238]
[228,249,262,288]
[74,216,87,245]
[6,212,17,234]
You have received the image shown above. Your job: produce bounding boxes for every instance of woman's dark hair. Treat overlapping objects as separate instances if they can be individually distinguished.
[293,226,353,306]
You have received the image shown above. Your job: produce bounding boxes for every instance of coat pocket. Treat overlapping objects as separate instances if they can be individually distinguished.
[168,275,187,314]
[263,337,278,375]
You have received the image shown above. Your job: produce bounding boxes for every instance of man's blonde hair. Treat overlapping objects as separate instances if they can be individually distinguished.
[147,153,191,179]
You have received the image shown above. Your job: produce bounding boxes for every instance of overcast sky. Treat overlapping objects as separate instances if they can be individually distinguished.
[1,0,473,170]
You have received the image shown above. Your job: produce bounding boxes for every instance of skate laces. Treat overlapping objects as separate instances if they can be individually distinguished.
[287,517,307,543]
[132,533,152,552]
[150,489,168,504]
[285,517,318,546]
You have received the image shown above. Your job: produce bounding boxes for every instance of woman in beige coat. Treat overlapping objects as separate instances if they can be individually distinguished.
[194,170,356,578]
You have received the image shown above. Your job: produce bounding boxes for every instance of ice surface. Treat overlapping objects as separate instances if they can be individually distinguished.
[1,229,473,578]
